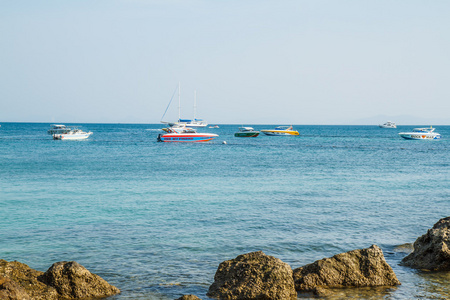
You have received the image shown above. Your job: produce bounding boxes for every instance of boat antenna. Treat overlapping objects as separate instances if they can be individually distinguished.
[178,82,181,121]
[160,84,179,123]
[194,90,197,120]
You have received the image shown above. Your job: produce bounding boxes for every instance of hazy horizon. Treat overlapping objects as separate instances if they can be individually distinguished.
[1,1,449,125]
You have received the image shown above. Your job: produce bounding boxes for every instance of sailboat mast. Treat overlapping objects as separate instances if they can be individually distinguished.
[178,82,181,121]
[194,90,197,120]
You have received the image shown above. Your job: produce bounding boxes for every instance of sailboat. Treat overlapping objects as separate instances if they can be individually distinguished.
[161,83,208,128]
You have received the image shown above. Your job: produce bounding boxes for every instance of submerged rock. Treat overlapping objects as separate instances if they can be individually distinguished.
[293,245,400,292]
[176,295,202,300]
[0,259,119,299]
[393,243,414,254]
[39,261,120,299]
[401,217,450,271]
[207,251,297,300]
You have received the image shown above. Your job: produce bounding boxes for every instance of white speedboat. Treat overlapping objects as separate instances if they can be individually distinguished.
[53,129,93,140]
[379,121,396,128]
[261,125,299,136]
[48,124,71,134]
[398,127,441,140]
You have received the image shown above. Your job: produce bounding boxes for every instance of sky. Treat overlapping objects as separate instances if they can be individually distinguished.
[1,0,449,125]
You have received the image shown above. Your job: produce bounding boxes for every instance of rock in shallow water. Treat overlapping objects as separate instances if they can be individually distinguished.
[293,245,400,292]
[207,251,297,300]
[175,295,202,300]
[0,259,119,299]
[401,216,450,271]
[39,261,120,299]
[0,260,59,300]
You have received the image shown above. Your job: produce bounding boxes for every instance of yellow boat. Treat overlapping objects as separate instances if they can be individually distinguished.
[261,125,299,136]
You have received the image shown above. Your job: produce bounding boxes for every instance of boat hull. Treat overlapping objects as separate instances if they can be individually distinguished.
[234,132,260,137]
[399,133,441,140]
[261,130,299,136]
[157,133,218,142]
[53,132,92,140]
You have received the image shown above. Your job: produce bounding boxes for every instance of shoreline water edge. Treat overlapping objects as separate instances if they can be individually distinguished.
[2,217,449,300]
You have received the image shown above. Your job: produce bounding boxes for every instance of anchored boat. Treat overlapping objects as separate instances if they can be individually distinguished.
[398,126,441,140]
[53,128,93,140]
[161,83,208,128]
[261,125,299,136]
[379,121,397,128]
[234,127,260,137]
[157,126,218,142]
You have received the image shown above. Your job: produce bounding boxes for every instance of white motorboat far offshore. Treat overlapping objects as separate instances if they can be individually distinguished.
[398,126,441,140]
[379,121,397,128]
[53,128,93,140]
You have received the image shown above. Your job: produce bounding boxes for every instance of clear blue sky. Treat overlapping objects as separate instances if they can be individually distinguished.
[1,0,449,124]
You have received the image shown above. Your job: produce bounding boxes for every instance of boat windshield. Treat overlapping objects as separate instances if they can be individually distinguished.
[275,126,292,130]
[413,127,434,133]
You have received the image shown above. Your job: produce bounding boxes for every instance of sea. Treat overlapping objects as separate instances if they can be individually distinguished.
[1,123,449,300]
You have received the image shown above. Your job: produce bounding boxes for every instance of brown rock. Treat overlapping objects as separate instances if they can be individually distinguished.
[0,260,58,300]
[293,245,400,292]
[207,251,297,300]
[401,217,450,271]
[176,295,202,300]
[39,261,120,299]
[0,275,30,300]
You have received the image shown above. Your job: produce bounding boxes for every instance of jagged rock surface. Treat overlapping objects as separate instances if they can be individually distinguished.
[0,275,31,300]
[207,251,297,300]
[0,260,58,300]
[39,261,120,299]
[0,259,119,299]
[402,217,450,271]
[293,245,400,292]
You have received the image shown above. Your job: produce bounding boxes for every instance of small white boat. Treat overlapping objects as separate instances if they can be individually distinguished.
[261,125,299,136]
[53,129,93,140]
[379,121,397,128]
[48,124,71,134]
[398,126,441,140]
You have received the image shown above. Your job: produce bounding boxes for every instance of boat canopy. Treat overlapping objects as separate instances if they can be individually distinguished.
[239,127,254,131]
[274,126,293,130]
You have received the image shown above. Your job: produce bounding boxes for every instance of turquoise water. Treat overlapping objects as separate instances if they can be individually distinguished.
[1,123,449,299]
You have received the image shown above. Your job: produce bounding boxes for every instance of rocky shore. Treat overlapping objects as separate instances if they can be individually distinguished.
[0,260,119,300]
[2,217,449,300]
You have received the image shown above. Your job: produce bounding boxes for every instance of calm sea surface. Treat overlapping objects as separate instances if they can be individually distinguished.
[1,123,449,299]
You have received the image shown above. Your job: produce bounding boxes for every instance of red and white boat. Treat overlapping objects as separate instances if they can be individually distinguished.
[157,126,218,142]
